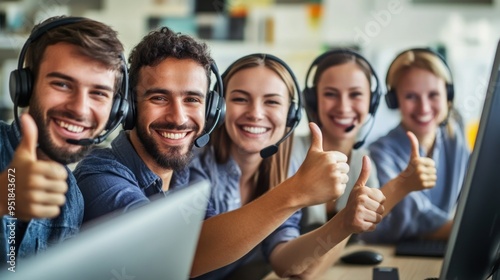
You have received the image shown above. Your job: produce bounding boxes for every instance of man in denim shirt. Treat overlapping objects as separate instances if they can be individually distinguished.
[74,27,216,223]
[74,27,386,280]
[0,16,125,269]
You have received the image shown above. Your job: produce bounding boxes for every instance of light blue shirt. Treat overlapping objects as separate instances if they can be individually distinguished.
[189,147,301,280]
[360,122,470,243]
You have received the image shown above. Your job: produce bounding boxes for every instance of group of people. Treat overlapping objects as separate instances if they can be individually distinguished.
[0,15,470,279]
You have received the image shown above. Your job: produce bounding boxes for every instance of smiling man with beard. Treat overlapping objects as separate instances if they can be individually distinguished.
[74,27,211,222]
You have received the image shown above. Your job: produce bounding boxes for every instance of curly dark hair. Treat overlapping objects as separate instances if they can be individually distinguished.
[128,27,213,96]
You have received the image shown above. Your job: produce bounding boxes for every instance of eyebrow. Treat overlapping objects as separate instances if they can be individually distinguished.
[229,89,286,98]
[143,88,205,99]
[46,72,114,92]
[322,86,365,92]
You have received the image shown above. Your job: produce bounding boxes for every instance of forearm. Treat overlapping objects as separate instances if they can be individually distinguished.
[423,220,453,240]
[380,177,411,217]
[289,237,350,280]
[190,178,302,277]
[269,216,351,278]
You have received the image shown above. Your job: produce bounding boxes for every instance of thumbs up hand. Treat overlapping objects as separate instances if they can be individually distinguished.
[290,122,349,207]
[398,131,437,192]
[1,114,68,220]
[337,156,385,233]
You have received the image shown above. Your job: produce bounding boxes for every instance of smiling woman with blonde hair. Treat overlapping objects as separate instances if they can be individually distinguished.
[361,48,470,244]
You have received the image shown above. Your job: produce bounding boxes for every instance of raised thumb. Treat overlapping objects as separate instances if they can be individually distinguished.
[17,114,39,161]
[354,155,371,187]
[407,131,420,159]
[308,122,323,152]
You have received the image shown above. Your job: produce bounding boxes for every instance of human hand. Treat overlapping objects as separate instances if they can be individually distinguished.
[2,114,68,220]
[291,122,349,207]
[398,131,437,192]
[338,156,385,233]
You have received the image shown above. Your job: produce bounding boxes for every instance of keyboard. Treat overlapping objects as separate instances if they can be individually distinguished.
[395,239,447,258]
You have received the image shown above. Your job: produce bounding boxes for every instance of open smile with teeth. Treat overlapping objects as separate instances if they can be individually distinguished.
[55,120,85,133]
[160,131,188,140]
[242,126,268,134]
[333,117,355,126]
[415,115,433,123]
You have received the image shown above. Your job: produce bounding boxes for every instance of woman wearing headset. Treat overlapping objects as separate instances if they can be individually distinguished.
[189,54,385,279]
[361,49,470,243]
[294,50,437,241]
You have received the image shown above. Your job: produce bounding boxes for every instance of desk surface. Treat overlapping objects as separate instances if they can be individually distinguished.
[263,244,443,280]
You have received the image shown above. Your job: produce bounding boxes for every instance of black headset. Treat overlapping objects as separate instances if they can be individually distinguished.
[385,48,455,109]
[303,49,382,149]
[9,16,129,146]
[218,53,302,158]
[122,62,225,149]
[303,49,382,118]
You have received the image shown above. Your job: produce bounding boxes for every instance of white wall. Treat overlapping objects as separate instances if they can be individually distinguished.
[2,0,499,144]
[321,0,500,143]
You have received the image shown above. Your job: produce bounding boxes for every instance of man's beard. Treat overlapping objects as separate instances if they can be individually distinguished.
[29,101,93,165]
[136,122,200,171]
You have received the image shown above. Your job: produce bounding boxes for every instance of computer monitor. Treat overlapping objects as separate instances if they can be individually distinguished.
[0,180,210,280]
[439,41,500,280]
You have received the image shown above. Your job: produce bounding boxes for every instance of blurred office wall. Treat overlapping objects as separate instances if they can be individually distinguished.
[0,0,498,143]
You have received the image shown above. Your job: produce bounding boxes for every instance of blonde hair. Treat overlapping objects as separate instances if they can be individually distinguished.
[386,49,459,136]
[386,50,452,89]
[209,54,296,199]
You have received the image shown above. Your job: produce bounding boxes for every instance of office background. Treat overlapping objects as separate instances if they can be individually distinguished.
[0,0,498,146]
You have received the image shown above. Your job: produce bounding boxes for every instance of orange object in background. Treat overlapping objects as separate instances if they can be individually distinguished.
[466,120,480,151]
[307,3,322,27]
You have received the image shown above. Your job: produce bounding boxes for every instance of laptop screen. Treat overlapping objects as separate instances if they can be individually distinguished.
[1,180,210,280]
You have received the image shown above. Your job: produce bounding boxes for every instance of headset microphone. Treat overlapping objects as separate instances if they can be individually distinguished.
[345,124,355,133]
[352,115,376,150]
[65,121,122,145]
[353,139,365,150]
[260,145,278,159]
[260,120,298,158]
[194,134,210,148]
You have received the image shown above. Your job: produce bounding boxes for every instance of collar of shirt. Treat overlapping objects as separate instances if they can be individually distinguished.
[111,131,190,194]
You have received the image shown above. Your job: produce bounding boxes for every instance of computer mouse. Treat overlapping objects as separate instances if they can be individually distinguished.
[340,250,383,265]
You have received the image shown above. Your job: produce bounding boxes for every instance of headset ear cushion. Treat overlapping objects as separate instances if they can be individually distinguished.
[123,96,136,131]
[10,69,33,108]
[446,83,454,102]
[285,102,298,128]
[204,90,220,131]
[385,89,399,109]
[105,95,122,130]
[303,87,317,113]
[217,97,226,128]
[369,88,382,115]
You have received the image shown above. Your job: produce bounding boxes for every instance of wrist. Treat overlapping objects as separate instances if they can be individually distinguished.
[273,175,304,210]
[383,177,412,205]
[323,212,352,246]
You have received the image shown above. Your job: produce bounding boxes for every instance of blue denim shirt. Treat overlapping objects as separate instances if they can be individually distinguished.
[73,131,213,223]
[0,121,83,267]
[189,147,302,280]
[360,122,470,243]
